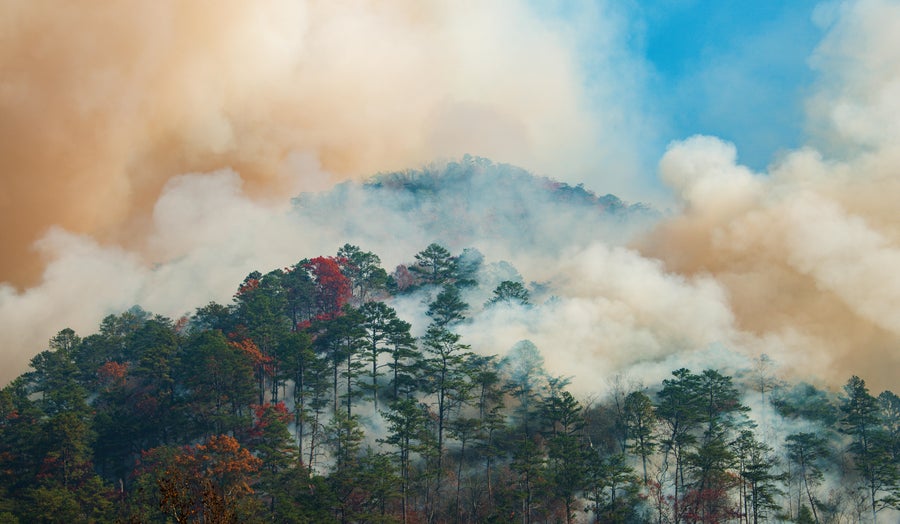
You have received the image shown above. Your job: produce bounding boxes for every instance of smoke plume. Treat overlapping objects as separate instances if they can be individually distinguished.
[2,0,899,395]
[0,0,644,285]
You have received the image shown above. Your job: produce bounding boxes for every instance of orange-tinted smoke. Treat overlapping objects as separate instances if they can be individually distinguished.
[1,0,613,287]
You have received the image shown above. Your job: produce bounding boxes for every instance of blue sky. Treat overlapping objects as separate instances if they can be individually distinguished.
[638,0,823,170]
[541,0,825,173]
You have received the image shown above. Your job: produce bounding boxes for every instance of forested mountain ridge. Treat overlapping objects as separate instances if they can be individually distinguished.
[290,156,657,257]
[0,241,897,523]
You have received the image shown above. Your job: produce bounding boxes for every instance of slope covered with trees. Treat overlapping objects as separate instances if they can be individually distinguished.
[0,243,897,523]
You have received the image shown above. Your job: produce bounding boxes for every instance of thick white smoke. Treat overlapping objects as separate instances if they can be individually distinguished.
[2,0,899,396]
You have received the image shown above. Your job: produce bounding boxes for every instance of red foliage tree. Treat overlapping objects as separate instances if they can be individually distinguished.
[136,435,262,523]
[304,256,352,320]
[248,402,292,440]
[97,361,128,390]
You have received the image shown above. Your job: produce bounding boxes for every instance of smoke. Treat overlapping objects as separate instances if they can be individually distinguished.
[0,0,647,286]
[2,0,899,395]
[636,0,900,392]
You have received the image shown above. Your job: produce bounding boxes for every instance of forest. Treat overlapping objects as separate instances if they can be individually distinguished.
[0,242,897,523]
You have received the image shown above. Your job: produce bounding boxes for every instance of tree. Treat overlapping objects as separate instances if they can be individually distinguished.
[384,318,419,401]
[358,301,401,411]
[679,369,748,522]
[455,247,484,288]
[134,435,263,523]
[785,432,830,524]
[314,307,365,416]
[448,416,480,522]
[179,330,256,437]
[690,369,748,485]
[325,410,366,523]
[275,331,321,466]
[486,280,530,307]
[381,398,432,524]
[411,243,457,286]
[735,430,783,524]
[655,368,702,524]
[425,284,468,329]
[192,301,235,334]
[247,402,298,515]
[584,452,642,524]
[281,262,317,329]
[749,354,780,408]
[879,390,900,464]
[129,317,181,445]
[247,402,297,476]
[503,340,550,438]
[26,329,87,418]
[623,390,656,484]
[542,389,587,524]
[508,434,547,524]
[421,326,472,475]
[304,257,353,321]
[337,244,389,304]
[840,376,899,522]
[466,355,506,513]
[232,270,291,402]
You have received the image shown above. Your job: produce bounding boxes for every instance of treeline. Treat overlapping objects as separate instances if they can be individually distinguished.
[0,243,897,523]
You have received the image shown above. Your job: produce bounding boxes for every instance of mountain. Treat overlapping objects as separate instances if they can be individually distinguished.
[291,155,657,258]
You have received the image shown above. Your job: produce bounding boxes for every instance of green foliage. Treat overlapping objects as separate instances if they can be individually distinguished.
[2,243,898,523]
[486,280,531,307]
[425,284,469,328]
[411,243,457,286]
[337,244,390,303]
[771,382,839,425]
[840,376,900,520]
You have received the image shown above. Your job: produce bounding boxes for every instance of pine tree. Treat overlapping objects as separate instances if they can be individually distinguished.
[381,398,432,524]
[785,432,830,524]
[840,376,899,522]
[623,390,657,484]
[421,326,472,476]
[542,389,587,524]
[426,284,469,329]
[411,243,458,286]
[358,301,402,410]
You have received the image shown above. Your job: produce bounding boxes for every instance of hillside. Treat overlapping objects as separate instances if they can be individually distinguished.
[0,239,897,523]
[291,156,657,258]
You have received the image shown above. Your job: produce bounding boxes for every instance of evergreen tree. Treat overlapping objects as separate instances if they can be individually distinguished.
[314,307,366,416]
[686,369,748,519]
[179,330,256,437]
[282,261,317,329]
[584,452,642,524]
[421,326,472,475]
[385,317,419,400]
[503,340,550,438]
[426,284,468,329]
[542,389,587,524]
[325,410,366,523]
[623,390,657,484]
[337,244,389,304]
[381,398,432,524]
[358,301,402,410]
[735,430,783,524]
[486,280,531,307]
[840,376,899,522]
[655,368,702,523]
[785,432,830,524]
[411,243,457,286]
